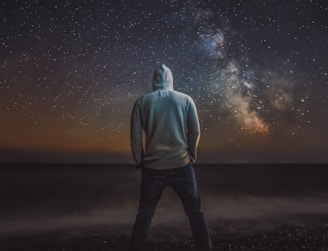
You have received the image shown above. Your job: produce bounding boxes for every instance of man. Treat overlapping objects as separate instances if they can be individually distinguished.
[130,64,212,251]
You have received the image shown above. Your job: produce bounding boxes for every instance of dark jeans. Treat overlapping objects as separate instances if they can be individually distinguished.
[130,163,212,251]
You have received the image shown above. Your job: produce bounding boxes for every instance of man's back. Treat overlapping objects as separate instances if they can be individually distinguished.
[129,64,212,251]
[130,64,200,169]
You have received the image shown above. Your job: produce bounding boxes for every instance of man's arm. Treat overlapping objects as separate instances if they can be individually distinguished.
[187,98,200,163]
[130,99,144,165]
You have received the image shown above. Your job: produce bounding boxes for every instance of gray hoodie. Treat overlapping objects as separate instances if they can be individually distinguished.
[130,64,200,169]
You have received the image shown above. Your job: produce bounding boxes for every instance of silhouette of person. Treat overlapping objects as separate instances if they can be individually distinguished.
[130,64,212,251]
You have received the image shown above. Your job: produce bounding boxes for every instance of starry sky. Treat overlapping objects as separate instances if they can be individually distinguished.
[0,0,327,163]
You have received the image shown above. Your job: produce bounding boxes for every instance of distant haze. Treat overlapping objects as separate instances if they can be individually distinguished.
[1,164,327,237]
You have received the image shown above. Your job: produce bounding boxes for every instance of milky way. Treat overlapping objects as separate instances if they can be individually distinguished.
[0,0,327,162]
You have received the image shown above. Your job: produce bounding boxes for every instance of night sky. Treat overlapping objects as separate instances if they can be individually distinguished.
[1,0,328,163]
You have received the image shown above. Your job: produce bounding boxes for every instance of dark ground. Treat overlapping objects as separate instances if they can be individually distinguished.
[1,218,328,251]
[0,163,327,250]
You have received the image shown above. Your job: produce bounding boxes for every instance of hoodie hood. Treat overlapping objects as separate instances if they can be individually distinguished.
[152,64,174,91]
